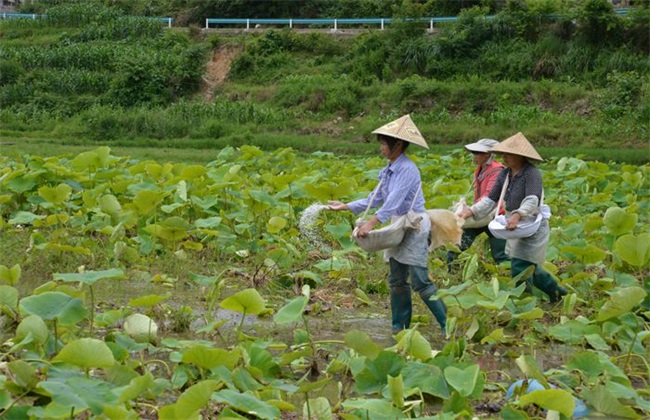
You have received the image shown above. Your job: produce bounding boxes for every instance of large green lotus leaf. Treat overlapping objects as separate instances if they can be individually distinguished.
[9,211,45,225]
[444,364,480,397]
[304,180,354,202]
[560,244,607,264]
[603,207,637,236]
[115,372,155,404]
[401,361,449,399]
[54,338,115,368]
[9,360,38,388]
[597,286,647,322]
[344,330,380,360]
[6,174,37,194]
[220,288,266,315]
[515,354,550,388]
[123,314,158,343]
[387,374,404,409]
[194,216,222,229]
[266,216,287,234]
[15,314,49,345]
[342,398,405,419]
[248,189,276,211]
[38,184,71,205]
[159,380,221,420]
[40,376,118,415]
[211,389,280,420]
[132,190,166,214]
[547,320,600,344]
[396,329,432,362]
[354,350,406,394]
[53,268,124,286]
[614,233,650,267]
[129,293,171,307]
[0,285,18,310]
[303,397,332,420]
[19,292,88,324]
[70,146,111,172]
[181,345,240,370]
[180,165,207,180]
[313,257,352,272]
[273,296,308,324]
[240,342,281,380]
[566,351,603,381]
[100,194,122,215]
[519,389,575,418]
[144,216,191,241]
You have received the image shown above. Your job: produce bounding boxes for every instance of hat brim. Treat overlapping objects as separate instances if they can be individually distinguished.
[464,142,491,153]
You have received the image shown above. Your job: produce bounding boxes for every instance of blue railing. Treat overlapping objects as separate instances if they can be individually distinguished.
[206,17,463,31]
[205,9,630,30]
[0,12,173,27]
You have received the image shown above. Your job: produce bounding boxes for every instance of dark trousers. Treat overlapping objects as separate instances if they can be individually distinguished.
[511,258,566,302]
[447,226,510,271]
[388,258,447,334]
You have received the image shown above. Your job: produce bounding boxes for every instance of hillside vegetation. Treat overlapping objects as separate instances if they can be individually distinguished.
[1,0,648,162]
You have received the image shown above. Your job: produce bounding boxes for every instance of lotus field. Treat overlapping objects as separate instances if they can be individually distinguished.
[0,146,648,419]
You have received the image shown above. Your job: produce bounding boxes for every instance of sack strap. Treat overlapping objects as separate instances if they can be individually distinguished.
[495,173,509,214]
[360,180,421,221]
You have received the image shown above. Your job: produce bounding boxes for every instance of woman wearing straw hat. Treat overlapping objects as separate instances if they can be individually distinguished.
[327,115,447,336]
[458,132,567,303]
[447,138,509,272]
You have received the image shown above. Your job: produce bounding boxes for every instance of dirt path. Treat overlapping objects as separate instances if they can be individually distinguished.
[200,44,242,102]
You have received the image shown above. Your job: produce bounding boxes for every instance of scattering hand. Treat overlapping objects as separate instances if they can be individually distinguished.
[506,213,521,230]
[327,201,348,211]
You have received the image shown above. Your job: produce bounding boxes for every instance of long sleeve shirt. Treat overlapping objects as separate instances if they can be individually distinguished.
[474,160,504,203]
[347,153,425,223]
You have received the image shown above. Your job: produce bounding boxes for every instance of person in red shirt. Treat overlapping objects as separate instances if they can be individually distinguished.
[448,139,510,272]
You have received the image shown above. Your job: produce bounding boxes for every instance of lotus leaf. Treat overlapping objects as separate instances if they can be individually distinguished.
[519,389,575,418]
[583,385,640,419]
[303,397,332,420]
[614,233,650,267]
[342,398,405,419]
[0,285,18,310]
[181,345,240,370]
[53,268,124,286]
[38,184,71,205]
[19,292,88,324]
[274,295,308,324]
[444,364,480,397]
[220,288,266,315]
[354,351,406,394]
[40,376,118,415]
[267,216,287,233]
[123,313,158,343]
[597,286,647,322]
[211,389,280,420]
[603,207,637,236]
[15,314,49,345]
[54,338,115,368]
[9,211,45,225]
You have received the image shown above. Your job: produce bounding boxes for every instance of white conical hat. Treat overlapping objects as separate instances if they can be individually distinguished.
[491,132,543,162]
[372,114,429,149]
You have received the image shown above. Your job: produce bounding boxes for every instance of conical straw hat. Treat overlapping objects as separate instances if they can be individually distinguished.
[491,132,543,162]
[372,114,429,149]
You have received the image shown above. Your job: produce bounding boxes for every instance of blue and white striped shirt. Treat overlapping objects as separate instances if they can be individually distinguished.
[347,153,425,223]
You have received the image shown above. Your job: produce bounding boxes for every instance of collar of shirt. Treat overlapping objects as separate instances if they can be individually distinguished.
[385,153,409,175]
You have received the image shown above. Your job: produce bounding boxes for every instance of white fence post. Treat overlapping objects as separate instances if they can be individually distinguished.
[246,18,250,30]
[334,19,337,31]
[205,18,208,29]
[429,18,433,32]
[381,19,384,30]
[289,18,292,29]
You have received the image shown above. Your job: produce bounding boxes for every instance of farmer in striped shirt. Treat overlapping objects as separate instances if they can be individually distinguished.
[327,115,447,336]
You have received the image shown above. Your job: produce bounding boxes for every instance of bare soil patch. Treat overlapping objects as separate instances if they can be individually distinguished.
[200,44,242,102]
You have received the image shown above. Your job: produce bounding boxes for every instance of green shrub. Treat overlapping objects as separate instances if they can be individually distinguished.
[0,60,24,86]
